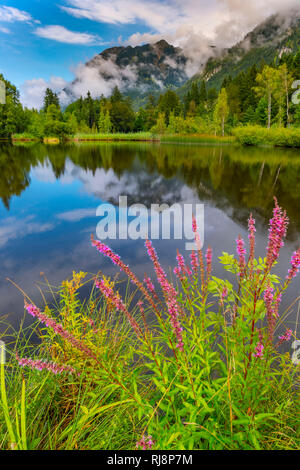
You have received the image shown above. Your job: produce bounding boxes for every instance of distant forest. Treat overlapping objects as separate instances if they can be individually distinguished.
[1,48,300,139]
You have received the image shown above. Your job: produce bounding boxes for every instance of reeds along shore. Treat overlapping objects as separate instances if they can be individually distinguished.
[11,126,300,147]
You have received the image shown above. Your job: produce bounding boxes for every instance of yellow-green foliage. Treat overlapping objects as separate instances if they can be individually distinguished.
[0,273,141,450]
[234,125,300,147]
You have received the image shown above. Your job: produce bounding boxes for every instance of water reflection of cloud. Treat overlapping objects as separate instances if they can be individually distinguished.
[31,164,57,183]
[75,168,140,201]
[33,160,199,208]
[56,208,97,222]
[0,216,55,248]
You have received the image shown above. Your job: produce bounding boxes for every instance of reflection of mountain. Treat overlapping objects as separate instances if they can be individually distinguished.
[1,143,300,238]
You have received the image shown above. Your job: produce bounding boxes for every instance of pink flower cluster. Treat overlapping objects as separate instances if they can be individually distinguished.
[278,329,293,343]
[236,235,246,277]
[16,354,77,375]
[190,250,199,274]
[205,247,212,280]
[92,236,139,288]
[248,214,256,263]
[254,343,264,358]
[91,237,121,265]
[143,276,159,301]
[286,248,300,281]
[136,434,154,450]
[192,216,197,235]
[95,279,141,336]
[174,252,192,280]
[263,286,281,341]
[92,236,158,316]
[25,303,98,362]
[144,276,155,293]
[219,287,228,306]
[192,216,205,286]
[145,239,184,352]
[266,198,289,269]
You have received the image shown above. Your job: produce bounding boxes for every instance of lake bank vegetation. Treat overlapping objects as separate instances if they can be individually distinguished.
[0,200,299,450]
[2,47,300,147]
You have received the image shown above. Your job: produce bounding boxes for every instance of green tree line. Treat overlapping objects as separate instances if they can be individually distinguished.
[1,48,300,139]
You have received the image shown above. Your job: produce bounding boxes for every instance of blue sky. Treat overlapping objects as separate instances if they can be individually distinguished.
[0,0,150,86]
[0,0,297,107]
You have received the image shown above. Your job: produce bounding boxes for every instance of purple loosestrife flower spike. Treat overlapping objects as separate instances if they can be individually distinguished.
[263,286,281,342]
[91,235,160,316]
[286,247,300,282]
[25,302,98,362]
[236,235,246,278]
[192,215,205,288]
[136,435,154,450]
[175,251,192,280]
[254,343,264,358]
[144,275,159,300]
[190,250,199,274]
[173,266,184,282]
[219,287,228,306]
[248,214,256,271]
[145,239,184,352]
[95,279,142,337]
[91,237,121,265]
[266,198,289,269]
[205,246,212,281]
[144,276,154,292]
[278,329,293,344]
[16,353,77,375]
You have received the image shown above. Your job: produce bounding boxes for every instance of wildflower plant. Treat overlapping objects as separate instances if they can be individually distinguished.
[1,199,299,450]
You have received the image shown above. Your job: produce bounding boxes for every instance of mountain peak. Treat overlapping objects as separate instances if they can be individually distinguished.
[154,39,172,49]
[77,39,188,100]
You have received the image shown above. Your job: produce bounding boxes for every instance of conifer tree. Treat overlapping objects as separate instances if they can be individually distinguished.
[43,88,60,111]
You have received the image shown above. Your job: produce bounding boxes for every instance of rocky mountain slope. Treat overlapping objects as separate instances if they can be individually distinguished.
[63,9,300,105]
[181,10,300,93]
[64,40,189,104]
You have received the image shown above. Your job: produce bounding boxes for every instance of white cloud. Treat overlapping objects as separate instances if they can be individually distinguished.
[66,56,139,100]
[0,5,33,23]
[61,0,176,29]
[20,76,68,109]
[0,26,10,33]
[61,0,300,69]
[34,25,102,44]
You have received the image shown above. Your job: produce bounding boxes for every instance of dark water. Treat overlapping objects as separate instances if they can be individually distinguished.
[0,142,299,339]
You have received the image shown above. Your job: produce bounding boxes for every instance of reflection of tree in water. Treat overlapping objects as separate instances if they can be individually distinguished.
[0,144,46,209]
[44,145,67,179]
[1,142,300,239]
[141,144,300,237]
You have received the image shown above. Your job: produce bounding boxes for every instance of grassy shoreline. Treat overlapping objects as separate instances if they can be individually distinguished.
[233,125,300,148]
[72,132,159,142]
[10,126,300,148]
[10,132,237,145]
[160,134,236,144]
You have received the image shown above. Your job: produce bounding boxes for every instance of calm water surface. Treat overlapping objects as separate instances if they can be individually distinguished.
[0,142,299,337]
